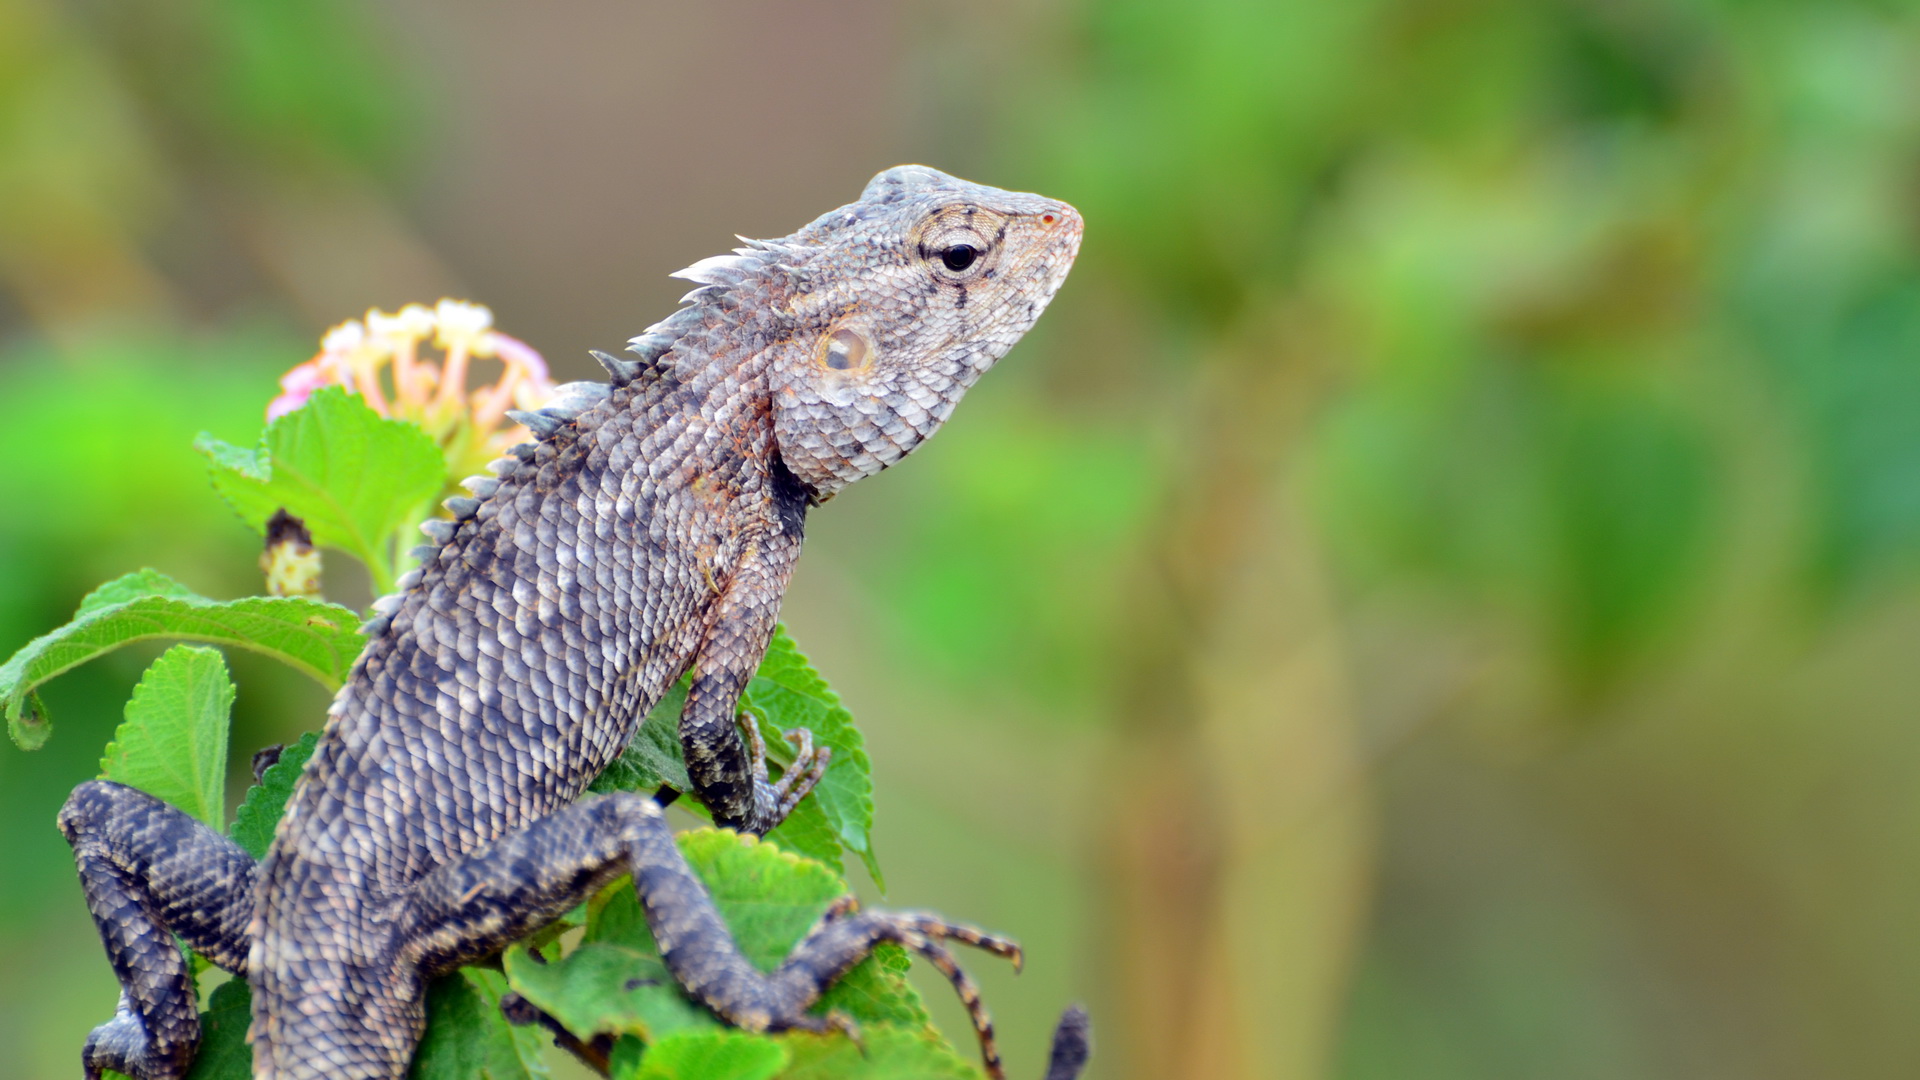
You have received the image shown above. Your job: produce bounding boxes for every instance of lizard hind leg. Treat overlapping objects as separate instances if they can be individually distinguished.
[398,792,1025,1079]
[58,780,258,1080]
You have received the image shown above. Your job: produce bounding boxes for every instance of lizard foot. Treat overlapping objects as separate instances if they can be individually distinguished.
[780,907,1023,1080]
[741,712,832,834]
[82,994,196,1080]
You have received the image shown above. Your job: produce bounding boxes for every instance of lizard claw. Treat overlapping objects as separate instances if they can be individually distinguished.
[828,1009,865,1055]
[742,709,772,782]
[772,726,830,802]
[740,712,831,833]
[767,728,830,823]
[887,921,1012,1080]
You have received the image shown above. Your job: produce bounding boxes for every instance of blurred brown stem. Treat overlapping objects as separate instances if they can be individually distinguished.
[1097,310,1374,1080]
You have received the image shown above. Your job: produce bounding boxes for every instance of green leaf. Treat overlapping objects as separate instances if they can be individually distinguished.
[811,941,929,1032]
[77,568,202,615]
[776,1028,981,1080]
[584,832,848,973]
[1544,387,1713,686]
[410,968,552,1080]
[744,628,880,887]
[99,646,236,830]
[12,689,50,751]
[181,979,255,1080]
[197,386,447,592]
[503,941,719,1044]
[589,677,693,797]
[508,830,933,1054]
[229,732,320,859]
[757,805,847,882]
[0,570,365,749]
[616,1029,790,1080]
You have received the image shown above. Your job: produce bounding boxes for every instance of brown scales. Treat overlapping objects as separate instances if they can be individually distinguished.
[57,166,1086,1080]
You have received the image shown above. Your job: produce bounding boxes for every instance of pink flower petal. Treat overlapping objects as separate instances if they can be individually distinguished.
[279,360,329,394]
[266,392,309,421]
[487,332,550,383]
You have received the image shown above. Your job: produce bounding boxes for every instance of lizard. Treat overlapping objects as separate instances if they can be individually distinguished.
[56,165,1084,1080]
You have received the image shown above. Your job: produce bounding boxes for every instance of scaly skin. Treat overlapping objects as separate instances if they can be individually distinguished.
[58,166,1083,1080]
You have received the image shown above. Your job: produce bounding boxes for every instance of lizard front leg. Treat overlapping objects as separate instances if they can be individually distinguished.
[58,780,258,1080]
[399,790,1022,1077]
[681,530,828,835]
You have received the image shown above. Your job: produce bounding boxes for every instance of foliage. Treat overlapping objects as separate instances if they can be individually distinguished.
[613,1030,788,1080]
[228,731,318,860]
[3,383,976,1079]
[198,386,449,594]
[180,980,254,1080]
[0,569,364,749]
[98,644,235,830]
[411,968,553,1080]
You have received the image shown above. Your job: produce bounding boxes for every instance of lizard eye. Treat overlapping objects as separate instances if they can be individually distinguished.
[940,245,980,272]
[918,207,1003,280]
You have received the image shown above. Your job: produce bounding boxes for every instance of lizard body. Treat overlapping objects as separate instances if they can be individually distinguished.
[58,166,1082,1080]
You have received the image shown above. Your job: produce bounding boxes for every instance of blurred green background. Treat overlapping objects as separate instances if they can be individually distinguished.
[5,1,1920,1077]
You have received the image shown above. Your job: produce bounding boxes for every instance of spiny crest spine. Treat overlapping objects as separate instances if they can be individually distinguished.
[627,334,672,363]
[506,409,564,437]
[668,253,757,287]
[545,381,612,417]
[591,349,644,385]
[360,589,407,636]
[627,239,802,378]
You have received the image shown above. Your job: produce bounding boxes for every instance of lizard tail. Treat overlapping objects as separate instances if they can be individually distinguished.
[1042,1004,1092,1080]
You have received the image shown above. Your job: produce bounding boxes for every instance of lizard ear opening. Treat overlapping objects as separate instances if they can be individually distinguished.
[819,327,874,372]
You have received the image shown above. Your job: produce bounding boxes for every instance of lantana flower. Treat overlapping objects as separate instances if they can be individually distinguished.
[269,299,557,480]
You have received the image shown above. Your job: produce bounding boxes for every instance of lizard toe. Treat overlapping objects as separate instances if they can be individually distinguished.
[756,736,830,831]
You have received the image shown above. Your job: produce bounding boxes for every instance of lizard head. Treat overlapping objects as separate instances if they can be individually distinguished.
[763,165,1083,500]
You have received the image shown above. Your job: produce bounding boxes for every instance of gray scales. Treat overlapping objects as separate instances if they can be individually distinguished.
[57,166,1086,1080]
